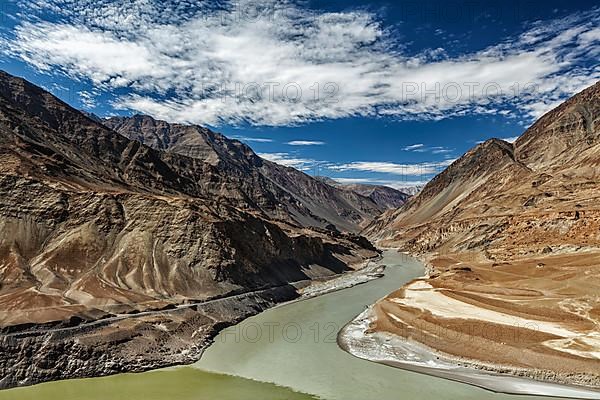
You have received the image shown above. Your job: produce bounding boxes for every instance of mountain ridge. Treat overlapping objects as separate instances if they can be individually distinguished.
[313,176,410,209]
[367,82,600,247]
[0,70,382,388]
[104,114,383,232]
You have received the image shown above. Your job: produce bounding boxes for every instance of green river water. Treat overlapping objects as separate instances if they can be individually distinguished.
[1,251,567,400]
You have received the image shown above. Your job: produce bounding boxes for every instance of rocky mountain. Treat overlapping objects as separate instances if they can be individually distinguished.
[394,185,423,196]
[0,69,381,326]
[366,81,600,257]
[361,81,600,387]
[341,183,409,209]
[104,115,382,232]
[313,176,409,209]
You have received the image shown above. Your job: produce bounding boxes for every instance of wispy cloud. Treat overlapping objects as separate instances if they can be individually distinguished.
[2,1,598,126]
[257,152,454,179]
[333,177,428,189]
[231,136,273,143]
[286,140,325,146]
[430,146,453,154]
[333,178,374,184]
[78,90,97,109]
[403,144,453,154]
[258,152,316,170]
[403,144,425,151]
[329,159,455,176]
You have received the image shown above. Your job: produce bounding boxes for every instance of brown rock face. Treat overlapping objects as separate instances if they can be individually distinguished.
[346,184,409,209]
[0,69,378,328]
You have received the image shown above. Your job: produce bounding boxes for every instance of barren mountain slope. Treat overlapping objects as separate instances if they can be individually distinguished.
[367,82,600,256]
[0,70,380,327]
[343,184,409,209]
[360,81,600,387]
[105,115,382,232]
[0,70,380,387]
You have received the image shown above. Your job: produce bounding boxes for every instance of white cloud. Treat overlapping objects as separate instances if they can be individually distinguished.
[12,22,166,88]
[522,99,567,119]
[403,144,453,154]
[430,146,453,154]
[403,144,425,151]
[78,90,97,109]
[231,136,273,143]
[257,152,454,178]
[287,140,325,146]
[258,152,316,170]
[333,178,373,184]
[330,159,455,176]
[333,177,428,189]
[3,1,599,126]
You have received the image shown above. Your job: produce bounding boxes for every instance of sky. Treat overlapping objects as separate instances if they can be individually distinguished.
[0,0,598,189]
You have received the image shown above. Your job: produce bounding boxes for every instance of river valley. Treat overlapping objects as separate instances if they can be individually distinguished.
[0,251,590,400]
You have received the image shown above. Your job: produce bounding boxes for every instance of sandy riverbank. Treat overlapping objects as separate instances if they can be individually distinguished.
[339,306,600,399]
[296,258,385,299]
[338,249,600,399]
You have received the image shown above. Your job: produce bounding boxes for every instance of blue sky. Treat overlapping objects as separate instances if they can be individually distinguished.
[0,0,598,188]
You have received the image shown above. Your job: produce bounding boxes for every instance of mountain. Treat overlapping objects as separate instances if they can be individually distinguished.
[340,184,409,209]
[361,81,600,388]
[394,185,423,196]
[0,70,380,324]
[366,82,600,255]
[103,115,382,232]
[0,70,378,387]
[313,176,409,209]
[364,138,530,243]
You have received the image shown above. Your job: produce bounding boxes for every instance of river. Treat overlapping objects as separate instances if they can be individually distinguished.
[1,251,565,400]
